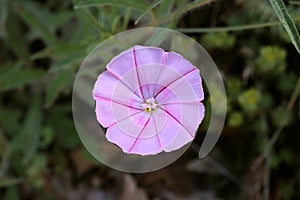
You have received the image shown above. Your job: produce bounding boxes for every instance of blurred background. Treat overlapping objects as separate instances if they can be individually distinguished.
[0,0,300,199]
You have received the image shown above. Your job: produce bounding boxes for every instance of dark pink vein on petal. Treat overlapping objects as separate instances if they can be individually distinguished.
[152,114,163,149]
[152,52,168,97]
[159,101,202,106]
[132,47,145,100]
[157,107,194,138]
[106,69,143,101]
[154,68,197,98]
[107,110,144,128]
[94,94,143,111]
[128,114,151,153]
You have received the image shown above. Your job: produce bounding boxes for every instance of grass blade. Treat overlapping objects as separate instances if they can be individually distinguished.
[176,15,300,33]
[149,0,214,26]
[135,0,164,25]
[74,0,148,11]
[21,95,42,164]
[269,0,300,54]
[290,1,300,6]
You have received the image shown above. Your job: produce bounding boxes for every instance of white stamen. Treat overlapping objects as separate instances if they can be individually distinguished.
[142,97,158,112]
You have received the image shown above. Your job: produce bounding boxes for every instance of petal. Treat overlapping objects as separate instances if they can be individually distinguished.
[133,46,165,98]
[163,126,194,152]
[107,114,163,155]
[133,45,165,66]
[106,125,137,153]
[95,98,143,128]
[127,115,163,155]
[107,46,165,99]
[161,102,205,136]
[152,51,197,96]
[164,51,196,74]
[126,109,182,155]
[106,123,163,155]
[115,112,151,138]
[156,69,204,104]
[93,71,142,107]
[136,64,163,99]
[153,111,181,148]
[160,102,205,151]
[155,87,178,105]
[106,48,143,98]
[129,135,163,155]
[114,109,166,139]
[106,113,151,154]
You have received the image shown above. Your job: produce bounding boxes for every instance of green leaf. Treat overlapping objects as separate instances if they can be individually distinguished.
[21,95,43,164]
[13,1,57,45]
[172,0,213,18]
[49,51,84,72]
[238,88,261,112]
[201,32,236,50]
[255,45,287,74]
[0,108,21,136]
[0,65,46,92]
[0,130,9,172]
[3,10,29,59]
[0,177,22,188]
[0,0,9,38]
[269,0,300,54]
[31,44,86,60]
[40,127,54,148]
[226,77,242,99]
[26,153,47,188]
[74,8,111,36]
[45,69,74,108]
[3,186,20,200]
[151,0,214,26]
[48,10,74,28]
[228,112,244,127]
[47,106,80,149]
[74,0,149,11]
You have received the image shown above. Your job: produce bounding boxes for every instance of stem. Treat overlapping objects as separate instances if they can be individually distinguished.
[176,16,300,33]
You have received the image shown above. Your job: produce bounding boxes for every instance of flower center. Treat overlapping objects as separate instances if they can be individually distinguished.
[142,97,158,113]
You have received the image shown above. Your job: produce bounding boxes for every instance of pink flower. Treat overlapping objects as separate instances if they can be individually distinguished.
[92,46,205,156]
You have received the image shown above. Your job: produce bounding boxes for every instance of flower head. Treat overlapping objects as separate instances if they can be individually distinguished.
[93,46,205,155]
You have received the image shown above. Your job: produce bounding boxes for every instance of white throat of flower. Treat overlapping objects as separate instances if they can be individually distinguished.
[142,97,158,113]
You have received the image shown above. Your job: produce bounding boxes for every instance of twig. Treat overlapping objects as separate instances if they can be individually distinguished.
[191,143,252,191]
[263,155,271,200]
[259,111,270,200]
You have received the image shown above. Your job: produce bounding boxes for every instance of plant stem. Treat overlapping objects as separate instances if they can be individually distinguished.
[176,16,300,33]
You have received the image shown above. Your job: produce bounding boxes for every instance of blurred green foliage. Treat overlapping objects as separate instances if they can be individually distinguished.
[201,32,236,50]
[255,45,287,74]
[228,111,244,127]
[0,0,299,199]
[238,88,261,112]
